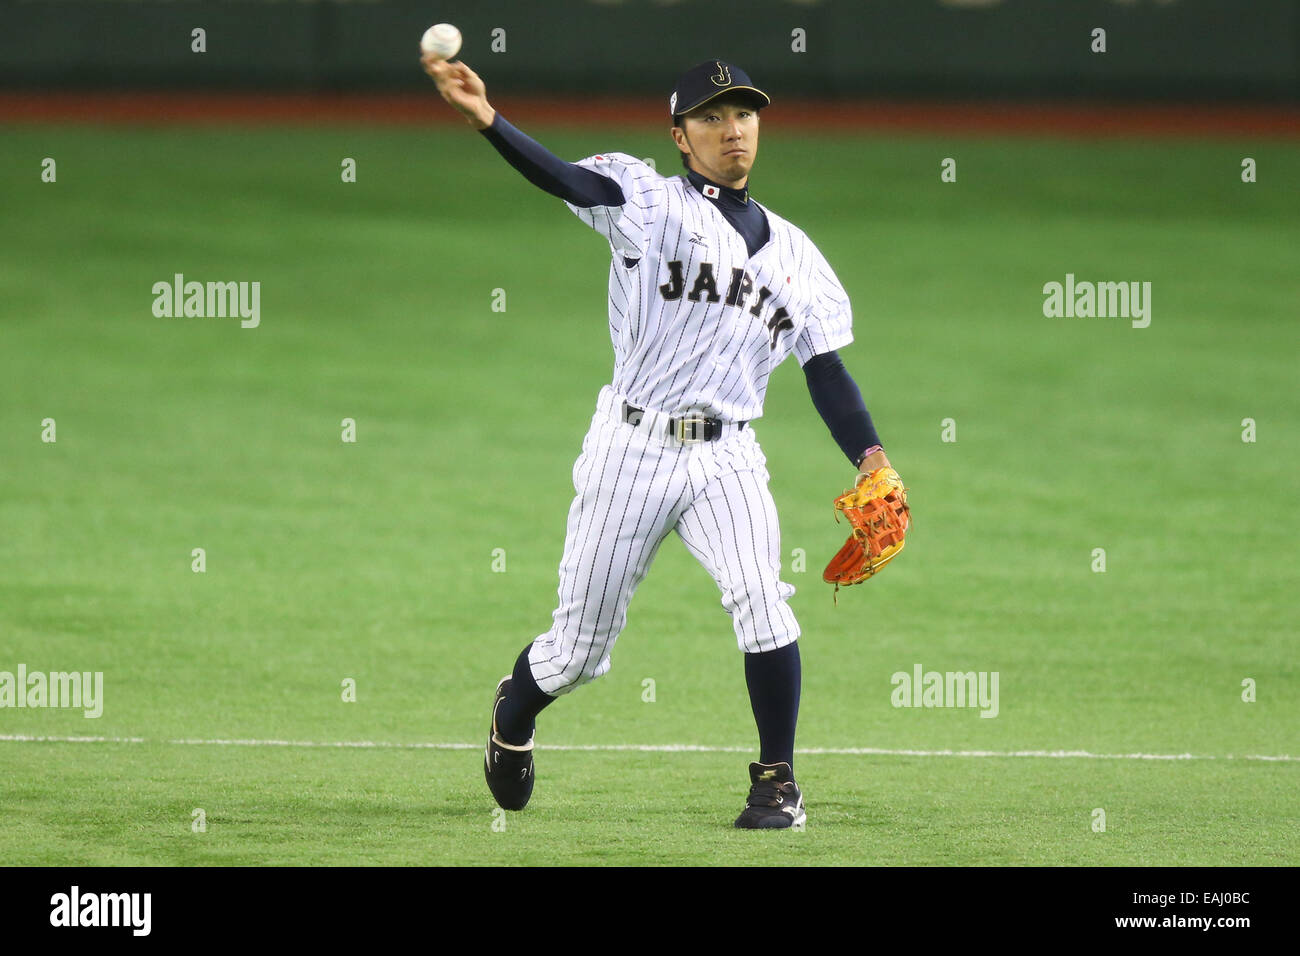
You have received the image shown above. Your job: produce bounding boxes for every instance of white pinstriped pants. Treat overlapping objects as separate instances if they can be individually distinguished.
[528,385,800,696]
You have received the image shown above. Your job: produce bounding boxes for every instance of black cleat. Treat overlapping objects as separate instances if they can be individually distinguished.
[484,676,535,811]
[734,761,806,830]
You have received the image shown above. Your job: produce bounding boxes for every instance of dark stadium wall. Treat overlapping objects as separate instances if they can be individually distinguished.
[0,0,1295,100]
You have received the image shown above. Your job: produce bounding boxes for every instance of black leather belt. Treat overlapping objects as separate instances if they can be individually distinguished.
[622,401,746,443]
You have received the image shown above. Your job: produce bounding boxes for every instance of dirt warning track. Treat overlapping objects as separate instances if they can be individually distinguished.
[2,92,1297,139]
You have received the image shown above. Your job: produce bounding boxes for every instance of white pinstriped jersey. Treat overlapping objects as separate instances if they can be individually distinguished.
[565,152,853,424]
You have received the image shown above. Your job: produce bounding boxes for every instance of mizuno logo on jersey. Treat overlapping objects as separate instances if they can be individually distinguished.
[658,260,795,350]
[689,233,708,246]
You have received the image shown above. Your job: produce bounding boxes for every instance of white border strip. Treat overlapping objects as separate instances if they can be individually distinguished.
[0,734,1295,762]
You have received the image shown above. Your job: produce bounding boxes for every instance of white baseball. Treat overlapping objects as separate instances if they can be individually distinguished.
[420,23,462,60]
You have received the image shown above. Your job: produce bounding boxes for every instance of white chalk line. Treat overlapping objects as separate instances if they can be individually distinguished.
[0,734,1296,762]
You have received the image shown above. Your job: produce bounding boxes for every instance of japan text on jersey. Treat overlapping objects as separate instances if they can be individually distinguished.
[565,153,854,424]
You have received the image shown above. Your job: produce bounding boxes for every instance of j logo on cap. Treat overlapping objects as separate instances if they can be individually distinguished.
[668,60,770,117]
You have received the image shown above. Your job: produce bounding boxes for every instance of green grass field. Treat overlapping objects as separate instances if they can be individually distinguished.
[1,121,1297,865]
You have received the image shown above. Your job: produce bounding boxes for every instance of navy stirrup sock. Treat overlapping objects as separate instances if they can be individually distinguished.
[744,642,802,769]
[494,646,555,746]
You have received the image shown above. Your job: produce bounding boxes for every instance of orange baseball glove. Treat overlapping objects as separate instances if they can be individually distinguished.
[823,466,910,596]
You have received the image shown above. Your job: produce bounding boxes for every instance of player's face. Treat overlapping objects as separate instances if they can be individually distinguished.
[674,100,760,189]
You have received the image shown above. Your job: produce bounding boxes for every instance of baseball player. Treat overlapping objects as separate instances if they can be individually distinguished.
[423,55,901,829]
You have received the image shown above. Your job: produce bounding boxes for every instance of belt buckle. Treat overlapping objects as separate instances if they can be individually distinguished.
[675,417,708,444]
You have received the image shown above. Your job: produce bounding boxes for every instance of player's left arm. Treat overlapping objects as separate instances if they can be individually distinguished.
[798,248,908,587]
[815,351,909,590]
[794,242,892,479]
[802,350,890,476]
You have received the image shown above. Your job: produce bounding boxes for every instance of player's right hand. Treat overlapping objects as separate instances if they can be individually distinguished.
[421,56,496,130]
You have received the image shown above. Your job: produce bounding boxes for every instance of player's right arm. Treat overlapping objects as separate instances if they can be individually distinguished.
[423,56,495,129]
[422,56,624,209]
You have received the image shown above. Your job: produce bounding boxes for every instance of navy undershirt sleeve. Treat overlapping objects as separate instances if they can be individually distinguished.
[803,350,883,466]
[479,114,625,209]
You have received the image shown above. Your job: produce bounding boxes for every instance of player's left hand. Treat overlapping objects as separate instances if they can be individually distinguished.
[823,467,910,594]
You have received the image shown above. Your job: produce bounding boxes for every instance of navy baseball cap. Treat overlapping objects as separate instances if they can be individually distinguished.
[669,60,770,118]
